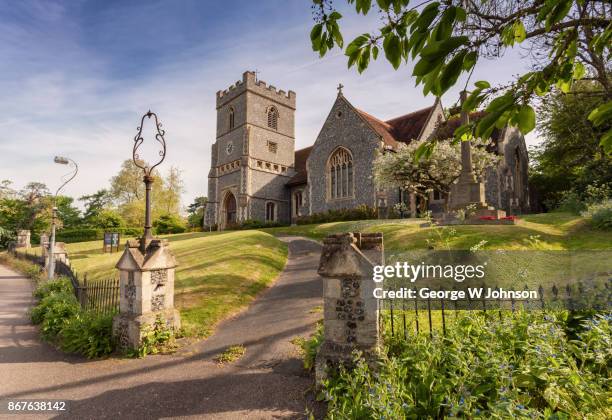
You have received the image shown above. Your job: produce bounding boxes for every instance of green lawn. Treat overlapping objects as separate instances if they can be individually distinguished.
[263,212,610,251]
[64,230,288,338]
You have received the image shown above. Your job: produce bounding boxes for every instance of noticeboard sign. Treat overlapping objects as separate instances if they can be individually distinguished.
[103,232,120,253]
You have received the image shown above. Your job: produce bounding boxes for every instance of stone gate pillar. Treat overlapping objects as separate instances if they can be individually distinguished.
[113,239,181,350]
[16,230,31,249]
[315,232,384,383]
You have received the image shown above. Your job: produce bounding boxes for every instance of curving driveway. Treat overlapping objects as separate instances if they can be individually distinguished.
[0,237,324,419]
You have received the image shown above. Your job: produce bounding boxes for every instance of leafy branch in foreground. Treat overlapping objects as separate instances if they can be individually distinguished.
[310,0,611,152]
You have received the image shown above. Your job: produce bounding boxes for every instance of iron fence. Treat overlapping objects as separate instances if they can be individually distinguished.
[379,281,612,338]
[11,249,120,316]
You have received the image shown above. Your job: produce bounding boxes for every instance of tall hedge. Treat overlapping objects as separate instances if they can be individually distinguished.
[55,227,143,243]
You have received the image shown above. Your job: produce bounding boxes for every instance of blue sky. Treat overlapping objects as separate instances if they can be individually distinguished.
[0,0,537,210]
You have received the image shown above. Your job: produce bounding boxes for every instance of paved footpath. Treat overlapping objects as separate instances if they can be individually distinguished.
[0,237,324,420]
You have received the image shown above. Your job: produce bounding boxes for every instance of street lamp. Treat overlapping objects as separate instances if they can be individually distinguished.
[132,110,166,252]
[48,156,78,279]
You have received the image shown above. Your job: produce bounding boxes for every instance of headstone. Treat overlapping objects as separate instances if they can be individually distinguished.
[315,232,384,384]
[112,239,181,350]
[15,230,30,249]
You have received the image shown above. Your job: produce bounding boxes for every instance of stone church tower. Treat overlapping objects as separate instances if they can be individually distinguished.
[205,71,296,229]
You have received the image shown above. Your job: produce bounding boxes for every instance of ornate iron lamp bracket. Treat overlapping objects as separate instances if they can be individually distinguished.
[132,110,167,251]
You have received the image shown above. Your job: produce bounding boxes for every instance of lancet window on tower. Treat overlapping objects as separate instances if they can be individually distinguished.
[267,106,278,130]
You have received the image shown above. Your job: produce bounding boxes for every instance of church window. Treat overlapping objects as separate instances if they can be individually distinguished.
[266,202,276,222]
[229,107,235,130]
[267,141,278,153]
[294,191,303,216]
[267,106,278,130]
[327,147,353,200]
[433,190,442,200]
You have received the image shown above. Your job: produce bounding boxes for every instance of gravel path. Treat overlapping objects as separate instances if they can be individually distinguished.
[0,237,324,419]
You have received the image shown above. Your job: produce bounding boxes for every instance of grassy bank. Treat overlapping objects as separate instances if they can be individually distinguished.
[263,212,610,251]
[64,230,287,338]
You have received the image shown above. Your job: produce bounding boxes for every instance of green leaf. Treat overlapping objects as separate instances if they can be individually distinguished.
[413,57,439,77]
[572,62,585,80]
[439,50,467,94]
[372,45,379,60]
[415,2,440,32]
[599,129,612,154]
[421,36,468,61]
[513,21,526,43]
[310,24,323,42]
[474,80,490,89]
[462,51,477,71]
[516,105,536,134]
[588,101,612,126]
[383,34,402,69]
[329,11,342,20]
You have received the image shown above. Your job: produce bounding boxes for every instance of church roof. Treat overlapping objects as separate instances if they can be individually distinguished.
[287,146,312,186]
[356,104,436,148]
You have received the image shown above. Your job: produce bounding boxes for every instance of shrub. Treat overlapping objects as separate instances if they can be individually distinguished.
[296,205,377,225]
[582,199,612,230]
[60,312,114,358]
[319,312,611,419]
[153,214,187,234]
[33,277,73,299]
[30,278,116,358]
[35,292,81,340]
[129,316,176,358]
[293,322,323,371]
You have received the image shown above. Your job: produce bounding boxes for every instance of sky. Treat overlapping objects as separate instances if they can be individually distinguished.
[0,0,539,211]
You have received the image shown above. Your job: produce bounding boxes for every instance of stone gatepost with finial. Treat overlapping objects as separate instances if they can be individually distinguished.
[112,111,181,351]
[315,232,384,383]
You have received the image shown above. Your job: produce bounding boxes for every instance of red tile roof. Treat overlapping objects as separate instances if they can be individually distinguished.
[286,146,312,186]
[357,105,435,148]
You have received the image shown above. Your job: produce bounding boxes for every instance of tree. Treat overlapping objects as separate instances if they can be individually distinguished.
[530,80,612,208]
[80,189,113,224]
[109,160,185,226]
[89,209,125,229]
[373,138,499,211]
[310,0,611,154]
[187,196,207,228]
[55,196,81,229]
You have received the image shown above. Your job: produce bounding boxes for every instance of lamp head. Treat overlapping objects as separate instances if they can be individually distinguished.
[54,156,69,165]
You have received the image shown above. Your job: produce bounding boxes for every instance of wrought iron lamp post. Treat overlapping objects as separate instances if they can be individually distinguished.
[48,156,78,279]
[132,110,166,251]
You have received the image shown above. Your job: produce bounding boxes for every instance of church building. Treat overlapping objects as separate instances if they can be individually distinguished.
[204,71,529,229]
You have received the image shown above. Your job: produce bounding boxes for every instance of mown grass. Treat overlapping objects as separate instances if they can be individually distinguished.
[63,230,287,338]
[262,212,611,251]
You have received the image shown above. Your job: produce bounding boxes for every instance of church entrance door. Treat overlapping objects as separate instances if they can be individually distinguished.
[223,192,237,228]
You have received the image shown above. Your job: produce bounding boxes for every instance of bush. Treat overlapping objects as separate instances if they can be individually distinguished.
[33,277,73,299]
[296,205,377,225]
[320,312,611,419]
[30,278,116,358]
[33,291,80,340]
[60,312,114,358]
[153,214,187,234]
[55,227,143,243]
[582,199,612,230]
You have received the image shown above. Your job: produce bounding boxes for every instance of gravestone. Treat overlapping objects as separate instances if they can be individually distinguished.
[16,230,30,249]
[112,239,181,350]
[315,232,383,384]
